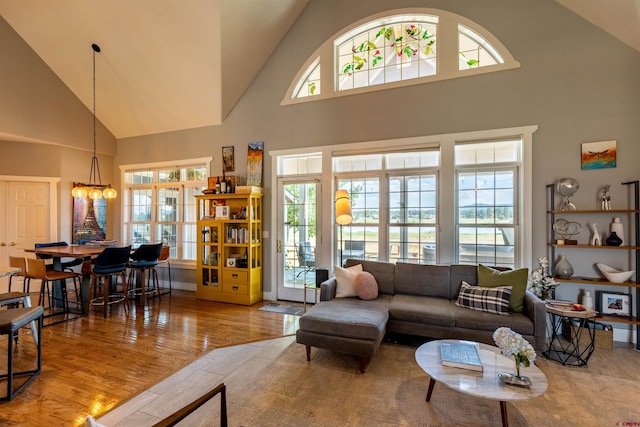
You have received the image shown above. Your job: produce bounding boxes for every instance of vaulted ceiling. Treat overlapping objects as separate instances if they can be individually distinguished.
[0,0,637,139]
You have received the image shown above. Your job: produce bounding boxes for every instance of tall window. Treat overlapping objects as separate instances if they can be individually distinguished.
[455,140,520,268]
[283,8,519,105]
[335,149,439,264]
[122,162,208,262]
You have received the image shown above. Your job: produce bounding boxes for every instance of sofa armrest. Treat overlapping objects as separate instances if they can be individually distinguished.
[320,277,337,301]
[523,290,547,351]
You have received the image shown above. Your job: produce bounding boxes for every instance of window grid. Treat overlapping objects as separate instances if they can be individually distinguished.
[123,166,207,262]
[294,62,321,99]
[337,178,380,264]
[458,25,502,70]
[338,20,437,91]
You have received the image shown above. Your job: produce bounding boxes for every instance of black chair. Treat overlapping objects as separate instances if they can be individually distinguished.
[87,246,132,318]
[34,241,84,272]
[127,243,163,304]
[297,242,315,277]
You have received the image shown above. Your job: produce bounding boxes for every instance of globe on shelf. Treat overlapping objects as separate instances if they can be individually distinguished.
[556,177,579,211]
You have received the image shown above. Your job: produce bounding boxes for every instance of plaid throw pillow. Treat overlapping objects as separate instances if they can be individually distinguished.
[455,281,512,316]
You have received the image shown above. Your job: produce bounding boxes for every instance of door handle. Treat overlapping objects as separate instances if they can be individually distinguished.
[0,242,5,246]
[9,242,17,246]
[277,240,282,253]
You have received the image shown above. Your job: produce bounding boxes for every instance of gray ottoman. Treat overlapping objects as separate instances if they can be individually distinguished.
[296,299,388,373]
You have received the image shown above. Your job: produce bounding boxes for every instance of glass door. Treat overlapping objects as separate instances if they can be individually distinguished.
[277,178,320,302]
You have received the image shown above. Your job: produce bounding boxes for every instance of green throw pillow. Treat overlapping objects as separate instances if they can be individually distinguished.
[477,264,529,312]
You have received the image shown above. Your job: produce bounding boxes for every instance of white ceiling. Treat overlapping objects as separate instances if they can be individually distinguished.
[0,0,637,140]
[0,0,308,139]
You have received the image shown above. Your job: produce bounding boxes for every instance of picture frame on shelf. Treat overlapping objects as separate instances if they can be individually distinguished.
[597,291,631,316]
[215,205,230,220]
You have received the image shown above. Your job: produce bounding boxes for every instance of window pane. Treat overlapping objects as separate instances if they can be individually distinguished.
[157,187,179,222]
[389,225,436,264]
[132,189,152,222]
[455,140,520,165]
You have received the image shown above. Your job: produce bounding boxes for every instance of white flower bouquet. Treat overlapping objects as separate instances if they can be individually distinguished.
[493,327,536,378]
[527,256,559,299]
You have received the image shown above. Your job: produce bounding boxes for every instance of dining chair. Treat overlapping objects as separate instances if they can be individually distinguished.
[157,246,172,296]
[87,245,132,318]
[34,241,84,272]
[127,243,163,303]
[26,258,83,317]
[8,256,34,293]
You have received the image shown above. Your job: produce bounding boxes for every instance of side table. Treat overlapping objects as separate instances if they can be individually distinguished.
[543,304,597,367]
[303,284,319,312]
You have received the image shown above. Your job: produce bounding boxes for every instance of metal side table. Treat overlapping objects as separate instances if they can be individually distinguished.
[543,304,597,367]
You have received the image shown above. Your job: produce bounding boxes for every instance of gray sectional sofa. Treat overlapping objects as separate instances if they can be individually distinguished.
[296,259,546,373]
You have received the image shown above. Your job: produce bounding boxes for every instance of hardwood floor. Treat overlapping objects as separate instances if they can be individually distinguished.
[0,291,298,426]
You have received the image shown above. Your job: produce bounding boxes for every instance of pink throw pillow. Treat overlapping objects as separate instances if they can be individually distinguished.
[354,272,378,300]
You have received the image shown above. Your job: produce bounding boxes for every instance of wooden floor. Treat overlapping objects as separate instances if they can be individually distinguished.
[0,291,298,426]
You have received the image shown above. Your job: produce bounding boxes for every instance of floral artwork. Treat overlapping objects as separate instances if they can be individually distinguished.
[246,142,264,187]
[581,140,616,170]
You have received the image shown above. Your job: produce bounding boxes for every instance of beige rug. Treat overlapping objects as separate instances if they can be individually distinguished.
[157,340,639,427]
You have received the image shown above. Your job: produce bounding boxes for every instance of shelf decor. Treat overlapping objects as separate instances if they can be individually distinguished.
[597,291,631,317]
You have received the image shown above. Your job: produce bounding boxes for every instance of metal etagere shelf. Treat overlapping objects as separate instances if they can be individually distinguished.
[546,180,640,350]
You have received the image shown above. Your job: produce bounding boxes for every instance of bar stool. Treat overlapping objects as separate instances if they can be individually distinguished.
[8,256,34,293]
[127,243,163,305]
[27,258,83,317]
[0,305,44,401]
[157,246,172,296]
[87,246,132,318]
[0,292,38,346]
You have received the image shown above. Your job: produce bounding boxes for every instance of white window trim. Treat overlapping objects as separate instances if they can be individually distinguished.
[120,157,212,270]
[282,8,520,106]
[269,125,537,292]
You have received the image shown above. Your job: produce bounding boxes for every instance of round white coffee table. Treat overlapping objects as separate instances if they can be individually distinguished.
[416,340,547,427]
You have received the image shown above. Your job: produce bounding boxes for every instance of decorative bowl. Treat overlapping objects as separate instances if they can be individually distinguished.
[596,263,635,283]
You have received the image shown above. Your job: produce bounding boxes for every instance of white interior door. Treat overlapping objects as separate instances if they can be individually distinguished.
[276,178,321,302]
[0,180,50,292]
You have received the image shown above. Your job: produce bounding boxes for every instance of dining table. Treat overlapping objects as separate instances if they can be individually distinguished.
[24,245,107,313]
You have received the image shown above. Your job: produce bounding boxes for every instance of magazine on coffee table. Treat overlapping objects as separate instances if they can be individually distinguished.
[440,341,483,372]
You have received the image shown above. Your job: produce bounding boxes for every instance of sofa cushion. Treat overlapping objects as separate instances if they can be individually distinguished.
[388,294,455,327]
[299,299,389,341]
[455,281,511,315]
[478,264,529,313]
[345,259,396,295]
[335,264,363,298]
[453,303,535,335]
[354,272,378,300]
[449,264,480,299]
[395,263,450,298]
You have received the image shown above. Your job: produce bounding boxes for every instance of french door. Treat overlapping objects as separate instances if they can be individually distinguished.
[276,178,321,302]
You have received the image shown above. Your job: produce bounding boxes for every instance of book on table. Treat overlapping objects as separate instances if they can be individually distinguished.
[440,341,483,372]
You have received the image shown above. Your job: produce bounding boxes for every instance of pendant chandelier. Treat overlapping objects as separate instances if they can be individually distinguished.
[71,43,117,200]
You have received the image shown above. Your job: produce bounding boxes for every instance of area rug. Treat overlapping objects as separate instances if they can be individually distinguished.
[163,341,640,427]
[258,302,304,316]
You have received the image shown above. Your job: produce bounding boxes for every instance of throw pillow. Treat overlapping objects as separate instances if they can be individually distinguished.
[477,264,528,312]
[354,271,379,300]
[455,281,512,316]
[334,263,363,298]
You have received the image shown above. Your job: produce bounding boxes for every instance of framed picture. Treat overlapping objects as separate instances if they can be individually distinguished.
[226,257,236,267]
[72,194,107,244]
[581,140,616,170]
[246,141,264,187]
[597,291,631,316]
[222,146,234,172]
[215,205,230,219]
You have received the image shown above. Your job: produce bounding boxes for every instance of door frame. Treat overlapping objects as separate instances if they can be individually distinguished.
[275,176,322,302]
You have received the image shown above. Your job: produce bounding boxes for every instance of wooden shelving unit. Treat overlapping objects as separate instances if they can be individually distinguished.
[547,181,640,350]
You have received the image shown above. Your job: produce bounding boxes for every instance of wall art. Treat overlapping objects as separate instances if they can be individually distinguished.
[581,140,616,170]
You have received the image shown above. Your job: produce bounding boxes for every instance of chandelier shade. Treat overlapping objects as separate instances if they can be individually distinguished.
[71,43,117,200]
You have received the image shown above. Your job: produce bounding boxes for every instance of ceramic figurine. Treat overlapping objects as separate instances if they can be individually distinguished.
[590,223,601,246]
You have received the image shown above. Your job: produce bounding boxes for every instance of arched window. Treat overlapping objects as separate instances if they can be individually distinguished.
[283,9,519,104]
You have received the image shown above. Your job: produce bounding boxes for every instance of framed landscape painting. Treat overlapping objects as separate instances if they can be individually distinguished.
[581,140,616,170]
